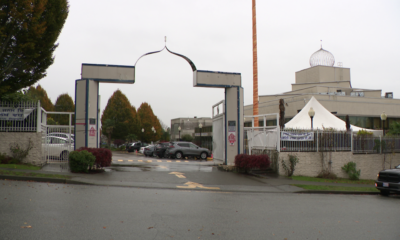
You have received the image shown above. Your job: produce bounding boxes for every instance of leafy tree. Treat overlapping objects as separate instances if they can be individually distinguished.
[387,121,400,136]
[53,93,74,125]
[126,133,137,143]
[181,134,193,142]
[160,128,171,142]
[0,0,69,96]
[0,89,33,102]
[101,90,136,141]
[102,119,115,148]
[26,85,54,111]
[137,102,162,143]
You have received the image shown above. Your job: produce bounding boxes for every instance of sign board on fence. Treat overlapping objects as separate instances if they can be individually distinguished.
[0,108,34,121]
[281,131,314,141]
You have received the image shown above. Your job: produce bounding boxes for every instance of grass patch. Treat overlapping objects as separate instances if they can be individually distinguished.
[291,176,375,185]
[0,169,70,179]
[0,164,41,170]
[293,184,379,192]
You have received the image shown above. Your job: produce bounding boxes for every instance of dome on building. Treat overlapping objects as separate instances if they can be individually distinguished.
[309,48,335,67]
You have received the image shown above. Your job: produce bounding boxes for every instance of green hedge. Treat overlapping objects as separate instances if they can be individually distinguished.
[69,150,95,173]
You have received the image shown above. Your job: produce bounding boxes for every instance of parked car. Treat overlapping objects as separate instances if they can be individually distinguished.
[48,132,74,141]
[42,136,74,160]
[143,145,156,157]
[375,164,400,196]
[139,147,145,154]
[127,142,148,152]
[155,142,172,158]
[165,141,210,160]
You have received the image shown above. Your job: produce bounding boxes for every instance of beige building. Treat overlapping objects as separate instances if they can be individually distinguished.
[244,48,400,129]
[170,117,212,140]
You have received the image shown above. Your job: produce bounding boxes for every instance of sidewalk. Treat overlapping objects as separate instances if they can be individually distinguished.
[0,163,379,194]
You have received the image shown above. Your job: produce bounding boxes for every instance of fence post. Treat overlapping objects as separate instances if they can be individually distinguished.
[380,135,382,154]
[351,129,353,152]
[316,129,319,152]
[36,100,41,132]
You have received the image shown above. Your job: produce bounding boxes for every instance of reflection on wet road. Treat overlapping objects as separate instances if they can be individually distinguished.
[110,155,215,173]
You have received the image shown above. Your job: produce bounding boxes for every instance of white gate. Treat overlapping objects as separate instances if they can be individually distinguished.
[244,113,280,154]
[40,110,74,163]
[212,100,225,164]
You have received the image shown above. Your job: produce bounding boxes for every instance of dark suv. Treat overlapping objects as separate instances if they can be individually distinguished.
[128,142,148,152]
[375,164,400,196]
[155,142,171,158]
[165,141,210,160]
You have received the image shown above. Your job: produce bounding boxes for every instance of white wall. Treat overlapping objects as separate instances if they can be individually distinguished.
[279,152,400,180]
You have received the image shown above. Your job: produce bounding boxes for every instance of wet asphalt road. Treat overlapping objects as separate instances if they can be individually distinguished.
[1,180,399,240]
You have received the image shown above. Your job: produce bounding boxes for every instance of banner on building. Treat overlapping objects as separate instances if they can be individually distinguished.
[281,131,314,141]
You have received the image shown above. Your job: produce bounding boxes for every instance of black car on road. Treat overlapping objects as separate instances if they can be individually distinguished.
[375,164,400,196]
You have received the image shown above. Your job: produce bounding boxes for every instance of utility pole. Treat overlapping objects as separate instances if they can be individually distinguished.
[252,0,259,127]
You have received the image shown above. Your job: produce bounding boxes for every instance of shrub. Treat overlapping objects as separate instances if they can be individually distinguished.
[341,161,361,180]
[9,139,33,163]
[281,154,299,177]
[0,152,15,164]
[317,170,337,179]
[77,147,112,169]
[69,150,95,173]
[234,154,270,172]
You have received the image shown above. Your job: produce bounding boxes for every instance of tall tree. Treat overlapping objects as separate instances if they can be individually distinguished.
[137,102,162,143]
[53,93,74,125]
[0,0,69,96]
[101,90,136,141]
[26,85,54,111]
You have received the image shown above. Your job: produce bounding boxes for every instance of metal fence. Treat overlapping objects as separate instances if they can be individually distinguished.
[244,128,400,154]
[0,101,39,132]
[280,129,352,152]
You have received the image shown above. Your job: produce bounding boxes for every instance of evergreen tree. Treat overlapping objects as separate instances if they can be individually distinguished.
[0,0,69,96]
[101,90,136,141]
[26,85,54,111]
[53,93,74,125]
[137,102,162,143]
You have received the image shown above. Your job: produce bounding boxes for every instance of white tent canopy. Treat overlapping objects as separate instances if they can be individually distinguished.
[285,96,381,134]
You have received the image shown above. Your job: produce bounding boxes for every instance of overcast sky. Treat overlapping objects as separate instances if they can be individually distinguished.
[37,0,400,127]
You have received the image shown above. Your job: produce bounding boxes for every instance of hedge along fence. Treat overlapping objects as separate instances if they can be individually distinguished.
[77,147,112,169]
[234,154,271,173]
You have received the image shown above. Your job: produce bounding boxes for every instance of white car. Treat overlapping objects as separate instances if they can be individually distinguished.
[48,132,75,141]
[42,136,74,160]
[139,147,145,154]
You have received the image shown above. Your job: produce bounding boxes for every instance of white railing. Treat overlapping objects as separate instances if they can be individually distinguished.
[0,101,41,132]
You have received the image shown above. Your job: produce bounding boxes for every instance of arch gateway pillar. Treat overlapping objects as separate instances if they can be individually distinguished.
[75,45,243,165]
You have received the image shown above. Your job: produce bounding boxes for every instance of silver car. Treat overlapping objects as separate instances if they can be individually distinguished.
[166,141,210,160]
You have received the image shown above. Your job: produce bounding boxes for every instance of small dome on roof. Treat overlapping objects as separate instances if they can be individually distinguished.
[309,48,335,67]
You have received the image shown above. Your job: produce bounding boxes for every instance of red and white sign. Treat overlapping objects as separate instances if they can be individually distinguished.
[89,126,96,137]
[228,132,236,146]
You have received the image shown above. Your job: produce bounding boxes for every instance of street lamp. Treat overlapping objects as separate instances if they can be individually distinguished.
[199,123,203,147]
[381,112,387,136]
[308,107,315,130]
[178,126,181,141]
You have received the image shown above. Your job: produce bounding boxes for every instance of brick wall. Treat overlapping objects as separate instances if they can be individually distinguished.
[0,132,44,166]
[279,152,400,180]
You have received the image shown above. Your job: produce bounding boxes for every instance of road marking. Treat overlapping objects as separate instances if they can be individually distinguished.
[177,182,220,190]
[118,160,123,162]
[184,161,189,162]
[138,160,143,162]
[157,160,162,162]
[128,160,133,162]
[147,160,152,163]
[169,172,186,178]
[159,166,168,169]
[176,160,181,162]
[167,160,171,162]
